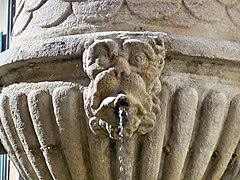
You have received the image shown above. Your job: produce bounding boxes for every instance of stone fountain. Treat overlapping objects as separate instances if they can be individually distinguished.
[0,0,240,179]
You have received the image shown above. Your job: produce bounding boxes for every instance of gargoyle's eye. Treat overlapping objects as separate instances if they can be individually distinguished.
[130,52,147,67]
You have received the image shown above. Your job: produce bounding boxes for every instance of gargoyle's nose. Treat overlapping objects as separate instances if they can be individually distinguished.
[114,56,131,78]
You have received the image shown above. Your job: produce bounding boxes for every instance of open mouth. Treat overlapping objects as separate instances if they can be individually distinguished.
[113,92,129,109]
[88,87,155,138]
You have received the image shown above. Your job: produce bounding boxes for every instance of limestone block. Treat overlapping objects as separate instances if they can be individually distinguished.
[0,31,240,179]
[0,1,239,180]
[126,0,182,20]
[72,0,124,22]
[0,77,240,179]
[10,0,240,47]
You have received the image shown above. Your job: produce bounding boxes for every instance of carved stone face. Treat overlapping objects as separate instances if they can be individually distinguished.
[83,36,165,137]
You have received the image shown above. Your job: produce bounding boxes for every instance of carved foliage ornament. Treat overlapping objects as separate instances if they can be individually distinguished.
[82,36,165,138]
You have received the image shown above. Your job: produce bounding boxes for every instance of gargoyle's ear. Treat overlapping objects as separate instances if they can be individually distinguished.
[84,39,118,60]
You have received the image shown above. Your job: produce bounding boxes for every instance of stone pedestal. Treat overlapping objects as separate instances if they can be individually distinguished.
[0,1,240,180]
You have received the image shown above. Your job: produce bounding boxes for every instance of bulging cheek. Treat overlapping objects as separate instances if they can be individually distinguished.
[122,73,146,91]
[93,68,116,85]
[90,71,120,110]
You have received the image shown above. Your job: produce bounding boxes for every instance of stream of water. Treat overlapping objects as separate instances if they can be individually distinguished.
[117,106,128,180]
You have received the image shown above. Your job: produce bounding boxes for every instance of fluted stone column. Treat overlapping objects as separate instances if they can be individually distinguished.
[0,1,240,180]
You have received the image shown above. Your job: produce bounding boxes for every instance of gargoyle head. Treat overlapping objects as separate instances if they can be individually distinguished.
[83,35,165,138]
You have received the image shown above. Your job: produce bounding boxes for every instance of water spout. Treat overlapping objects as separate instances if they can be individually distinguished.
[114,91,129,180]
[88,90,130,179]
[117,106,128,180]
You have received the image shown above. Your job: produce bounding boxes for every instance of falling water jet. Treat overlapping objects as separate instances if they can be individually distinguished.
[88,90,130,179]
[114,91,129,180]
[118,107,127,180]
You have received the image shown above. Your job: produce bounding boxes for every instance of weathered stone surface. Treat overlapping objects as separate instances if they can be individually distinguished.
[183,0,224,22]
[163,87,198,180]
[227,3,240,28]
[1,73,240,179]
[126,0,182,20]
[72,0,124,22]
[83,35,165,137]
[1,32,240,87]
[33,0,72,28]
[25,0,47,12]
[10,0,240,47]
[0,32,239,179]
[1,0,240,179]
